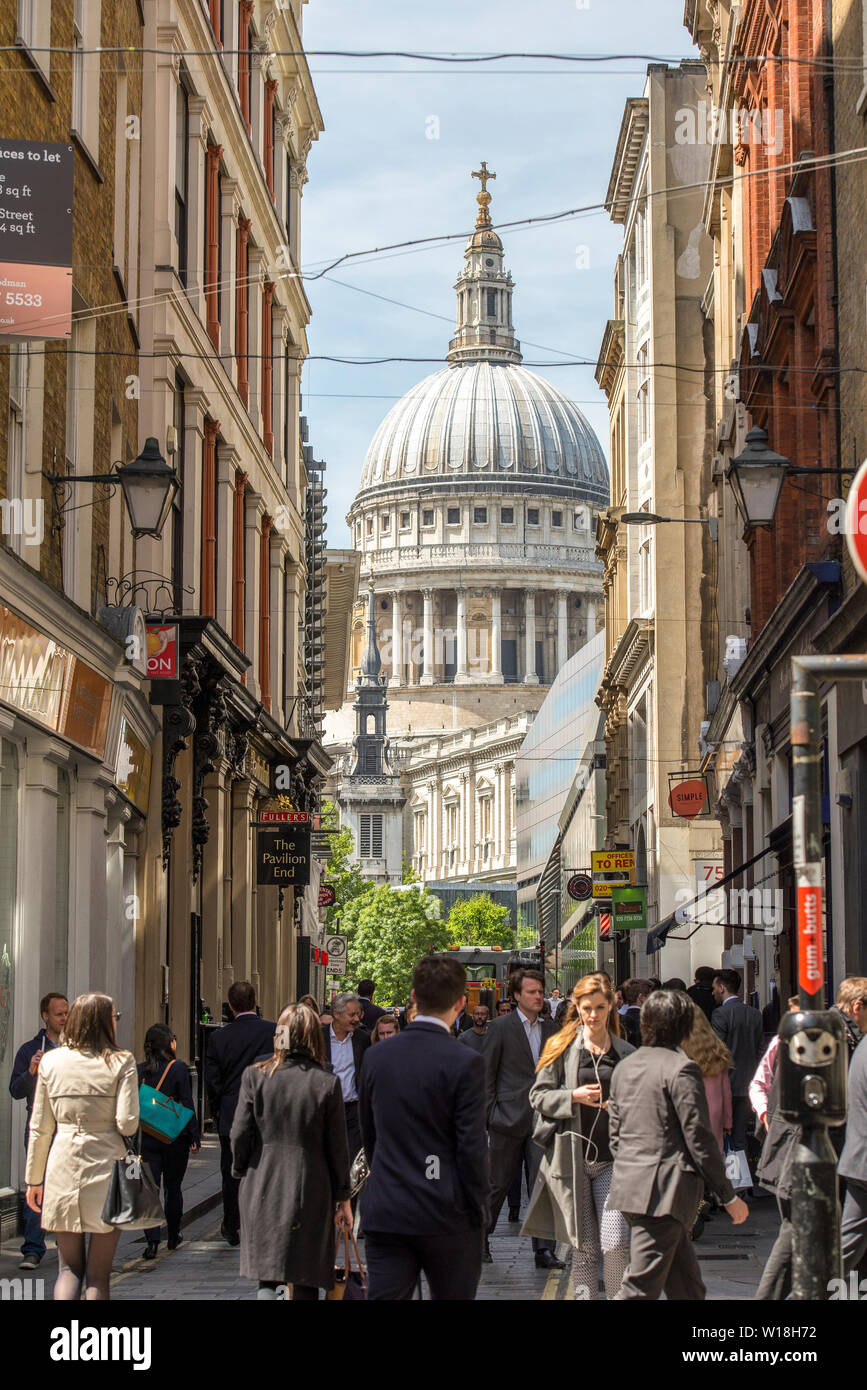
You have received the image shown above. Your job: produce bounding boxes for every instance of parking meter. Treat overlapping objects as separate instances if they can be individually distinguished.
[778,1008,847,1126]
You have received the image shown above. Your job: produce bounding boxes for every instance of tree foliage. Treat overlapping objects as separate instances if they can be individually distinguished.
[320,799,369,934]
[446,893,515,949]
[338,884,450,1004]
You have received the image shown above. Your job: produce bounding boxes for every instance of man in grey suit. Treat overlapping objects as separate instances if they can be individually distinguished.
[838,998,867,1274]
[481,968,563,1269]
[711,969,763,1151]
[608,990,748,1299]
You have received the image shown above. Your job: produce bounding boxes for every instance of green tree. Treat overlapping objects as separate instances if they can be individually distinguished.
[515,910,538,950]
[446,893,515,950]
[338,884,450,1004]
[319,800,369,934]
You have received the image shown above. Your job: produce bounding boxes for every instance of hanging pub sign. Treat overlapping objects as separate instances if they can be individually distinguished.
[318,884,336,907]
[0,139,74,339]
[146,624,179,679]
[567,872,593,902]
[667,772,711,819]
[256,823,311,887]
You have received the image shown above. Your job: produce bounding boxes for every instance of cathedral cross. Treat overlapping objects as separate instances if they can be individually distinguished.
[471,162,496,228]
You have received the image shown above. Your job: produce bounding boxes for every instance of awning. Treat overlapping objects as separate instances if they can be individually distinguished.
[646,844,776,955]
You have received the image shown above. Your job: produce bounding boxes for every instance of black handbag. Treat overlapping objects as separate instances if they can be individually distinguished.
[101,1134,166,1229]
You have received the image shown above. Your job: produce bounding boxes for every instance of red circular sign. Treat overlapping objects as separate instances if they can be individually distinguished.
[669,779,708,819]
[567,873,593,901]
[318,885,336,907]
[846,458,867,585]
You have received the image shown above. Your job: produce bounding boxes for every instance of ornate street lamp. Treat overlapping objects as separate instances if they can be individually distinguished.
[46,437,179,540]
[725,426,789,528]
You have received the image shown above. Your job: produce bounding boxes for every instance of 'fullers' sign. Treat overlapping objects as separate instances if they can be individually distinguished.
[257,824,311,887]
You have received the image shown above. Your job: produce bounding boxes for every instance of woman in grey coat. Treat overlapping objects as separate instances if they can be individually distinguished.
[527,973,634,1299]
[230,1003,352,1300]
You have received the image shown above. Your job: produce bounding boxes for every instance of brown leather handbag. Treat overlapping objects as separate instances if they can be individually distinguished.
[326,1228,368,1301]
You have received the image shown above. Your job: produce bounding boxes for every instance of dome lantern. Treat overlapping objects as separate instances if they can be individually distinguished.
[447,163,522,366]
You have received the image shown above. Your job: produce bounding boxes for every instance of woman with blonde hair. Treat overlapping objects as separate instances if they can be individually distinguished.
[25,993,139,1300]
[526,973,634,1299]
[230,1002,352,1300]
[681,1005,733,1151]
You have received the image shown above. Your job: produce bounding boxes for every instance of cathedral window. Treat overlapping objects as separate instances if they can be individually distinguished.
[380,513,391,532]
[552,510,563,528]
[447,507,460,525]
[473,506,487,524]
[486,290,496,317]
[400,512,411,530]
[501,507,514,525]
[422,508,435,528]
[366,517,374,536]
[359,814,383,859]
[527,508,540,526]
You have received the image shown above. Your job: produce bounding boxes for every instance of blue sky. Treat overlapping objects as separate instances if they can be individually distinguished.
[300,0,694,546]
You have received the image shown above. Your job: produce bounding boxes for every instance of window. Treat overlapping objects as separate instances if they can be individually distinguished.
[639,518,653,615]
[7,346,27,558]
[527,508,540,526]
[422,508,435,527]
[17,0,51,77]
[637,342,650,446]
[501,506,514,524]
[366,516,374,536]
[473,506,487,524]
[355,522,361,543]
[71,0,100,158]
[174,79,189,285]
[486,289,496,317]
[400,511,411,530]
[380,513,391,533]
[359,814,383,859]
[552,510,563,528]
[446,802,458,849]
[447,507,460,525]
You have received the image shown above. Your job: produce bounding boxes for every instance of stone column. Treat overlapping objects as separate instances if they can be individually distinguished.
[421,588,435,685]
[244,492,264,699]
[490,589,503,681]
[523,589,539,684]
[587,600,597,639]
[557,591,569,670]
[455,589,468,681]
[390,591,403,686]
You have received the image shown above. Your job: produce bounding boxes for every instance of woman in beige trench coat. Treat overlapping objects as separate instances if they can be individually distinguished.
[525,973,634,1299]
[25,992,139,1299]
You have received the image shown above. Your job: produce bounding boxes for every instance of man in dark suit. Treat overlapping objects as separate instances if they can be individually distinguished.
[711,969,763,1151]
[620,978,653,1048]
[481,967,563,1269]
[687,966,718,1023]
[609,989,748,1299]
[357,979,386,1033]
[204,980,275,1246]
[359,954,489,1300]
[321,992,371,1164]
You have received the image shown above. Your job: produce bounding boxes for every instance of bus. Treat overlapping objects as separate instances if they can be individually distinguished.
[447,945,544,1013]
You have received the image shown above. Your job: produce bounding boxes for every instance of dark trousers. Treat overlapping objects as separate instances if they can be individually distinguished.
[365,1229,483,1300]
[220,1135,240,1236]
[508,1159,525,1212]
[755,1197,792,1300]
[842,1179,867,1276]
[21,1128,46,1258]
[730,1094,750,1153]
[614,1213,706,1301]
[143,1140,191,1244]
[344,1099,363,1162]
[488,1130,554,1252]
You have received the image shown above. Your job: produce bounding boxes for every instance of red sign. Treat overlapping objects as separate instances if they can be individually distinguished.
[567,872,593,901]
[260,810,309,824]
[0,140,74,340]
[846,457,867,585]
[146,624,179,679]
[669,778,708,819]
[797,883,824,995]
[599,912,611,939]
[318,884,336,907]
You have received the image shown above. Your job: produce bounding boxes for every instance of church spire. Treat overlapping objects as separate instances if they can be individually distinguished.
[360,582,381,681]
[447,164,522,366]
[350,584,391,779]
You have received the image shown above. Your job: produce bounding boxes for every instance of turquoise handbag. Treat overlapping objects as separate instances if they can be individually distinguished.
[139,1060,195,1144]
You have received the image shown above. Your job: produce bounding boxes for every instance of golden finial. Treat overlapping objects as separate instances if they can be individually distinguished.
[472,161,496,228]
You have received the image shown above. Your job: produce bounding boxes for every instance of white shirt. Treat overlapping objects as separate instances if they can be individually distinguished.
[515,1007,542,1065]
[413,1014,451,1032]
[329,1025,357,1102]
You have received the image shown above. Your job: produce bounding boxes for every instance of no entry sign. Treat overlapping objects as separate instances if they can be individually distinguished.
[846,457,867,585]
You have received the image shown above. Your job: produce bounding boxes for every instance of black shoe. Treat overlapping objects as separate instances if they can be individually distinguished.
[508,1207,521,1222]
[534,1250,565,1270]
[482,1242,493,1264]
[142,1242,159,1260]
[221,1223,240,1247]
[167,1233,183,1251]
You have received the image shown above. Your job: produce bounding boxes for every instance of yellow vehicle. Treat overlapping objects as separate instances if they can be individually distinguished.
[447,946,544,1012]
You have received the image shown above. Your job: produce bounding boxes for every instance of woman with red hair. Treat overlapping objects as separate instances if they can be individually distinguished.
[526,973,634,1299]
